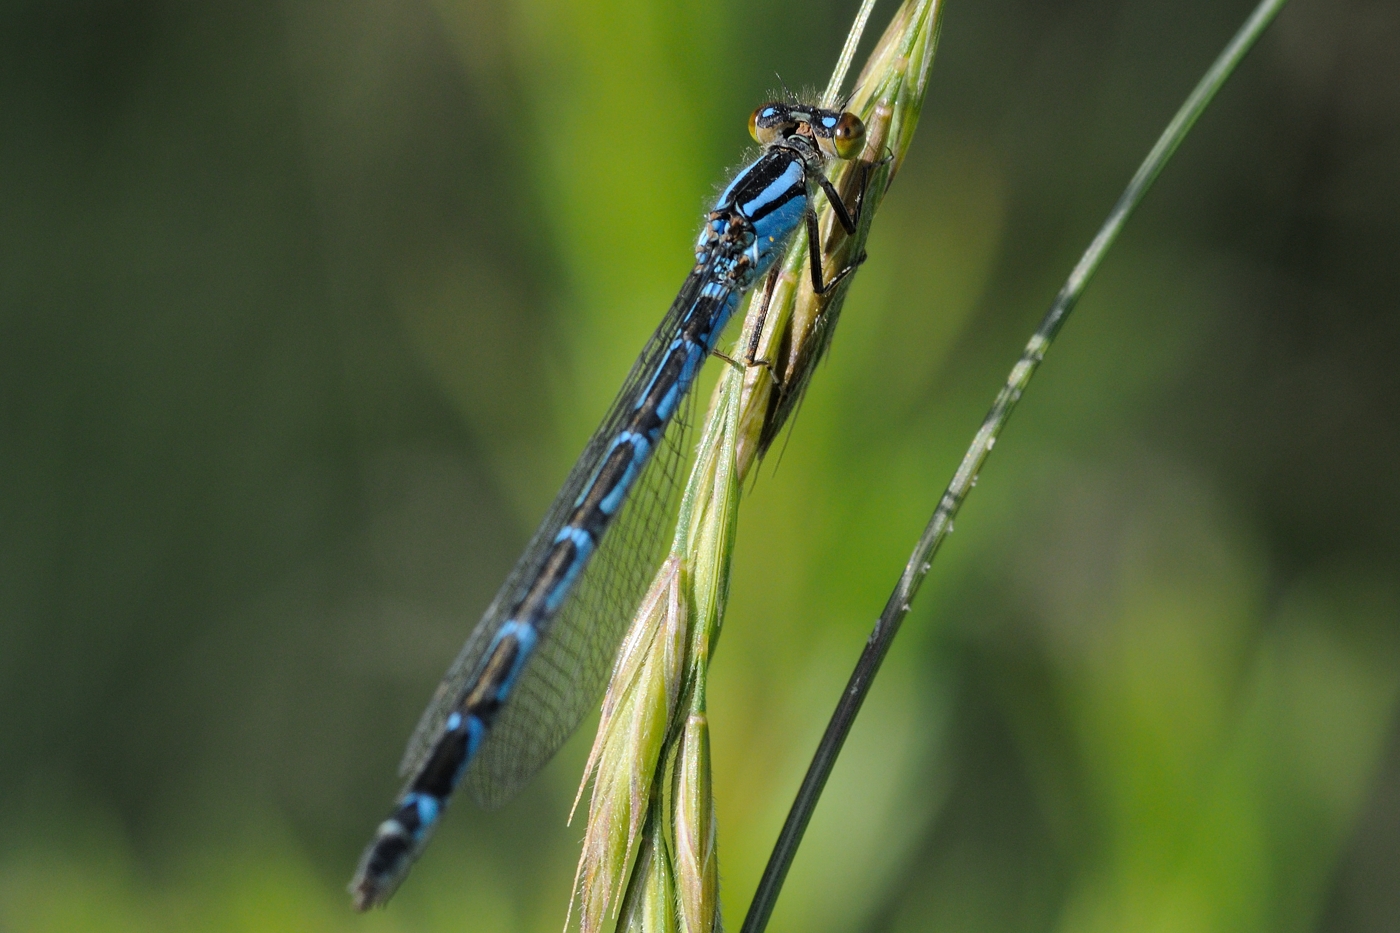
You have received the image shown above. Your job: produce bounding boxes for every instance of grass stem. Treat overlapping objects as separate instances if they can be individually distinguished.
[737,2,1291,931]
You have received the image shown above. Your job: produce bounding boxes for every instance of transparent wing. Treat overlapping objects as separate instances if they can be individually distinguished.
[464,398,689,806]
[399,264,722,802]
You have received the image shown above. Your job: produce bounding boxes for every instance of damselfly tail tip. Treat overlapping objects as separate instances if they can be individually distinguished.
[350,879,379,913]
[349,864,402,912]
[348,823,414,911]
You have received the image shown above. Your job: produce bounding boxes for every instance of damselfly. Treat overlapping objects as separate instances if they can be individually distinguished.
[351,100,870,910]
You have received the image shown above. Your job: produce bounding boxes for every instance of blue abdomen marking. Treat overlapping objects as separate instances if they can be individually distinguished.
[544,529,595,612]
[700,279,729,299]
[636,339,690,409]
[598,431,651,515]
[403,793,440,839]
[695,291,743,353]
[490,621,539,694]
[653,344,707,422]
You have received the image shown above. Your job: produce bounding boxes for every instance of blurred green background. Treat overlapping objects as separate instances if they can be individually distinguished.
[3,0,1398,931]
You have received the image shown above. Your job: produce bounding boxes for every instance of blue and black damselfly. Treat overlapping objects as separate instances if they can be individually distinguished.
[351,100,871,910]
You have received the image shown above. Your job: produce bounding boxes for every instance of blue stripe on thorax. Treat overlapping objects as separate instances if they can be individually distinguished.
[749,193,806,271]
[739,159,804,219]
[715,166,751,212]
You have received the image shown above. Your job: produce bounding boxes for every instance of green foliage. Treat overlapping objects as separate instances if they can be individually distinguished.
[2,1,1398,932]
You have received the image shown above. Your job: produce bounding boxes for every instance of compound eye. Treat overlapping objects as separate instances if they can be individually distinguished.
[749,103,785,145]
[833,111,866,159]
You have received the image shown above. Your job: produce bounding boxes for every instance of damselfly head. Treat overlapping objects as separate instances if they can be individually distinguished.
[748,102,865,160]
